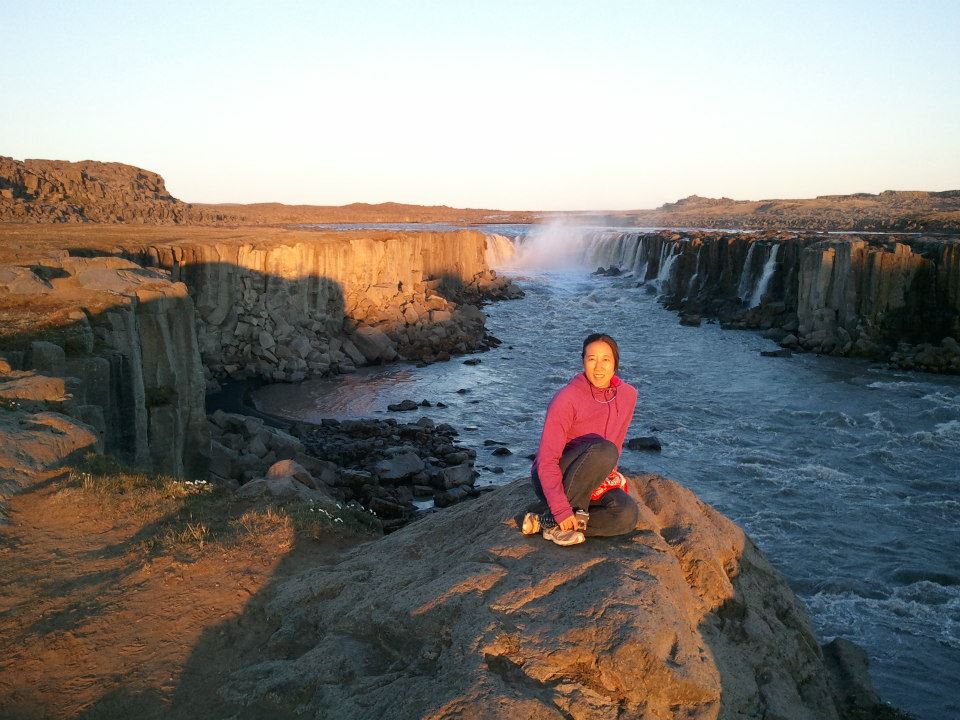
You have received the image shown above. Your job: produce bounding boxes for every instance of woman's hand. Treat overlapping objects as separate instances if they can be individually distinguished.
[558,515,578,532]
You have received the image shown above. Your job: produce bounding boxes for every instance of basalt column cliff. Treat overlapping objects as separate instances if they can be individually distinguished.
[582,230,960,373]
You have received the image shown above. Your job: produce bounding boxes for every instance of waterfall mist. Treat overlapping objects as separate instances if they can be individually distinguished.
[513,217,598,269]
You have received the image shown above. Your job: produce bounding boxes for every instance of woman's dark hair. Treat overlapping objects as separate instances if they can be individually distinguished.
[582,332,619,371]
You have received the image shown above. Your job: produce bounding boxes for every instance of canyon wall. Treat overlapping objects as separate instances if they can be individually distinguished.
[116,230,521,385]
[0,256,209,476]
[575,230,960,373]
[0,228,519,471]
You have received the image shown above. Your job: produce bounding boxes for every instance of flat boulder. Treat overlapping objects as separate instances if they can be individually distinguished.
[219,475,855,720]
[374,452,425,482]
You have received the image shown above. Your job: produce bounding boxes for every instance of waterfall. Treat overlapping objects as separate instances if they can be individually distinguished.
[749,244,780,309]
[737,242,759,302]
[514,221,596,268]
[484,234,516,269]
[684,244,705,300]
[624,233,641,273]
[632,237,650,279]
[655,245,680,292]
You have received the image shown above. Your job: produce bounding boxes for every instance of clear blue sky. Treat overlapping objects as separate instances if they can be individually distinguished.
[2,0,958,210]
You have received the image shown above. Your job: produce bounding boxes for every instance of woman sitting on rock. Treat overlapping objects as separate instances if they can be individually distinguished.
[522,332,641,546]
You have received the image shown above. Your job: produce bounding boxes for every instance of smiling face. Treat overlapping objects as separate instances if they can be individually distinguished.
[582,339,617,389]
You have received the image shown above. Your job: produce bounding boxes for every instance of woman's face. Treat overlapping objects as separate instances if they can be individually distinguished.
[583,340,616,389]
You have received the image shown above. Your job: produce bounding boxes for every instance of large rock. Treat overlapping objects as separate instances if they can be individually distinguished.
[219,475,855,719]
[351,326,397,363]
[374,452,426,482]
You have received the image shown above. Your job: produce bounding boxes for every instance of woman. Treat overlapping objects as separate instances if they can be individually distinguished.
[522,332,641,546]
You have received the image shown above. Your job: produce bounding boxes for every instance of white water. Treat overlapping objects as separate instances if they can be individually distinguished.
[655,246,680,292]
[736,242,759,301]
[484,233,517,268]
[749,244,780,308]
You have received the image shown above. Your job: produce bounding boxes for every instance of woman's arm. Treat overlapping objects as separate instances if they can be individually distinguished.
[535,392,576,523]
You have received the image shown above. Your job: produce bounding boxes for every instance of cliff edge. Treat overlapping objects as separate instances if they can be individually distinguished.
[217,476,898,720]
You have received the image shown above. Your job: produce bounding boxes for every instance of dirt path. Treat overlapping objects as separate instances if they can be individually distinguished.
[0,472,360,719]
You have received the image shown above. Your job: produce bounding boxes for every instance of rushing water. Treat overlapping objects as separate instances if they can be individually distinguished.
[253,260,960,719]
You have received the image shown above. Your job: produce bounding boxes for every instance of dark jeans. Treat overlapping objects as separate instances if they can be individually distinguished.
[532,437,640,537]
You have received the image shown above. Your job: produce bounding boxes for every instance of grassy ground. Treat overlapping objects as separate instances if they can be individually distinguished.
[67,453,380,557]
[0,454,379,720]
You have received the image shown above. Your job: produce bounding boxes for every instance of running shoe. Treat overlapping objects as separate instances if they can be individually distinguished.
[542,524,586,546]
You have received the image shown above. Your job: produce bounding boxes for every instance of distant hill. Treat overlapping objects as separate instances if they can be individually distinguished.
[2,156,957,231]
[0,157,533,225]
[194,201,536,225]
[612,191,960,232]
[0,157,235,224]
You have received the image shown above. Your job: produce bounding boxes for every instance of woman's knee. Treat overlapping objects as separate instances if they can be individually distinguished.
[586,438,619,467]
[620,497,641,530]
[606,491,640,531]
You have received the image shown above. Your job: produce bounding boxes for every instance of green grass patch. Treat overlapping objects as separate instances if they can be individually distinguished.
[66,453,380,558]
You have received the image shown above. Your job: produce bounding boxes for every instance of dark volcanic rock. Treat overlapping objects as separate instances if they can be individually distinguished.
[626,436,663,452]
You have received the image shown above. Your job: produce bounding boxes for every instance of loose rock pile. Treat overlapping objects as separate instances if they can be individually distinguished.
[207,411,484,531]
[207,271,521,386]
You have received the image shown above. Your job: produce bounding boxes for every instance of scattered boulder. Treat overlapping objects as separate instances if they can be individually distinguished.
[375,452,426,482]
[266,459,315,487]
[626,436,662,452]
[441,464,475,489]
[387,399,420,412]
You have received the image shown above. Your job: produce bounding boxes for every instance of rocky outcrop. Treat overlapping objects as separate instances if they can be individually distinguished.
[218,475,892,719]
[0,156,534,226]
[0,156,236,224]
[0,256,209,475]
[611,190,960,233]
[575,229,960,373]
[117,231,522,384]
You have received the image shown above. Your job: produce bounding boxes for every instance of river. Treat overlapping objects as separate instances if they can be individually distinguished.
[253,231,960,720]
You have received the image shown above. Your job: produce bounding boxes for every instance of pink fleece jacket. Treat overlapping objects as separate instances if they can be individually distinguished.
[534,373,638,523]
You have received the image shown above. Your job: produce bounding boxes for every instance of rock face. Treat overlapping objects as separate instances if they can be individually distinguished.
[118,231,521,383]
[0,256,209,475]
[579,229,960,373]
[0,156,234,224]
[218,475,873,719]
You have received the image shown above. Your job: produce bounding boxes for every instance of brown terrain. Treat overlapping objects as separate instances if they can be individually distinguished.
[0,457,373,720]
[2,155,958,231]
[0,156,923,718]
